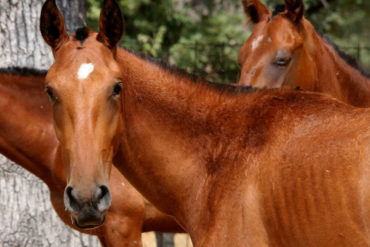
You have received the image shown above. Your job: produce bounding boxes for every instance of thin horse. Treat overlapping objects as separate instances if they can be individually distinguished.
[40,0,370,246]
[238,0,370,107]
[0,68,182,247]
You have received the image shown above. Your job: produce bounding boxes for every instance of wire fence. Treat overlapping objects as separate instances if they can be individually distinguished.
[341,44,370,63]
[123,41,370,84]
[182,42,370,83]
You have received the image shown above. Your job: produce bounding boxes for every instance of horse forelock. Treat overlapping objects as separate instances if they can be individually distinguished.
[73,26,91,45]
[272,4,285,17]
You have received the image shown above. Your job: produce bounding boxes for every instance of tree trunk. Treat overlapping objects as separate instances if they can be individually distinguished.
[0,0,86,69]
[56,0,86,35]
[0,0,100,246]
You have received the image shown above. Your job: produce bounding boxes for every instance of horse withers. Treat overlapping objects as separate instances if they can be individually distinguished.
[40,0,370,246]
[238,0,370,107]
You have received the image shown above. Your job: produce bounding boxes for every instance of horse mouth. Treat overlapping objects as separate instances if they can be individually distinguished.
[71,214,106,229]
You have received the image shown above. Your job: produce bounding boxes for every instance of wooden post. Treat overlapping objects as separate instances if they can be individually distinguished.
[156,232,175,247]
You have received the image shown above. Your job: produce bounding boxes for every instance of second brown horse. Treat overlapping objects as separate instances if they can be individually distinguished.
[238,0,370,107]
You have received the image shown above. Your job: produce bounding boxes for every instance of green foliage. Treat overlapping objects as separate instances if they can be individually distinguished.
[87,0,369,83]
[169,6,250,82]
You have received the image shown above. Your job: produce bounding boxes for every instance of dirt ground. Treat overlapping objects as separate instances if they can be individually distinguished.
[142,233,193,247]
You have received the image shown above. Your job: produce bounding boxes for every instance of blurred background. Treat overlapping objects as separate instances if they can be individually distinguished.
[86,0,370,83]
[0,0,368,246]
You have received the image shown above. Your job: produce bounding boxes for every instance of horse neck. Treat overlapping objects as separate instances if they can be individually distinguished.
[309,28,370,107]
[0,72,63,187]
[116,48,239,231]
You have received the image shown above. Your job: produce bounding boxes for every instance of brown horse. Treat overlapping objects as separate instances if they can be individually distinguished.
[238,0,370,107]
[40,0,370,246]
[0,68,182,246]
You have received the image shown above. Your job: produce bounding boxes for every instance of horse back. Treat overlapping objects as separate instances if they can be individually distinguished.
[202,91,369,247]
[246,91,370,246]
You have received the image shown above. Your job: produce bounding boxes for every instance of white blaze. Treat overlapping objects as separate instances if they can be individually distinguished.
[77,63,94,79]
[251,35,264,51]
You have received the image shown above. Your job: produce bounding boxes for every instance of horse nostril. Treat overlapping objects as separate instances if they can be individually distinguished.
[64,186,80,212]
[94,185,108,200]
[94,185,111,212]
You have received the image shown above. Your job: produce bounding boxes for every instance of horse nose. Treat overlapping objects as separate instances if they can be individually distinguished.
[93,185,112,212]
[64,186,80,212]
[64,185,112,213]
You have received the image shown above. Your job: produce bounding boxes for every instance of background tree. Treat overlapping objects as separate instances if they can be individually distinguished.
[0,0,101,246]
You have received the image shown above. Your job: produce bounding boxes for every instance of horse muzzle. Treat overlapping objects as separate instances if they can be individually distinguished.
[64,185,111,229]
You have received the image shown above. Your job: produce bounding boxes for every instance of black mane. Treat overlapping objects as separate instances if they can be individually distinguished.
[319,34,370,78]
[123,48,257,95]
[0,67,47,76]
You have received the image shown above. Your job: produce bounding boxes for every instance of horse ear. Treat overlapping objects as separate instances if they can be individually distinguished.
[242,0,270,24]
[97,0,125,50]
[285,0,304,22]
[40,0,68,51]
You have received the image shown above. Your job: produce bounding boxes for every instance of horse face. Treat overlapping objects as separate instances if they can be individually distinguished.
[40,0,124,229]
[238,0,309,88]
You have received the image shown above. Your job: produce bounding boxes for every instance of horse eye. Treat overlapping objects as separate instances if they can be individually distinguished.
[273,57,291,66]
[112,82,123,96]
[45,87,56,101]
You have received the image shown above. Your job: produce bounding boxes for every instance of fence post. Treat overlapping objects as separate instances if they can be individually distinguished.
[156,232,175,247]
[194,42,199,74]
[357,42,361,61]
[221,43,225,81]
